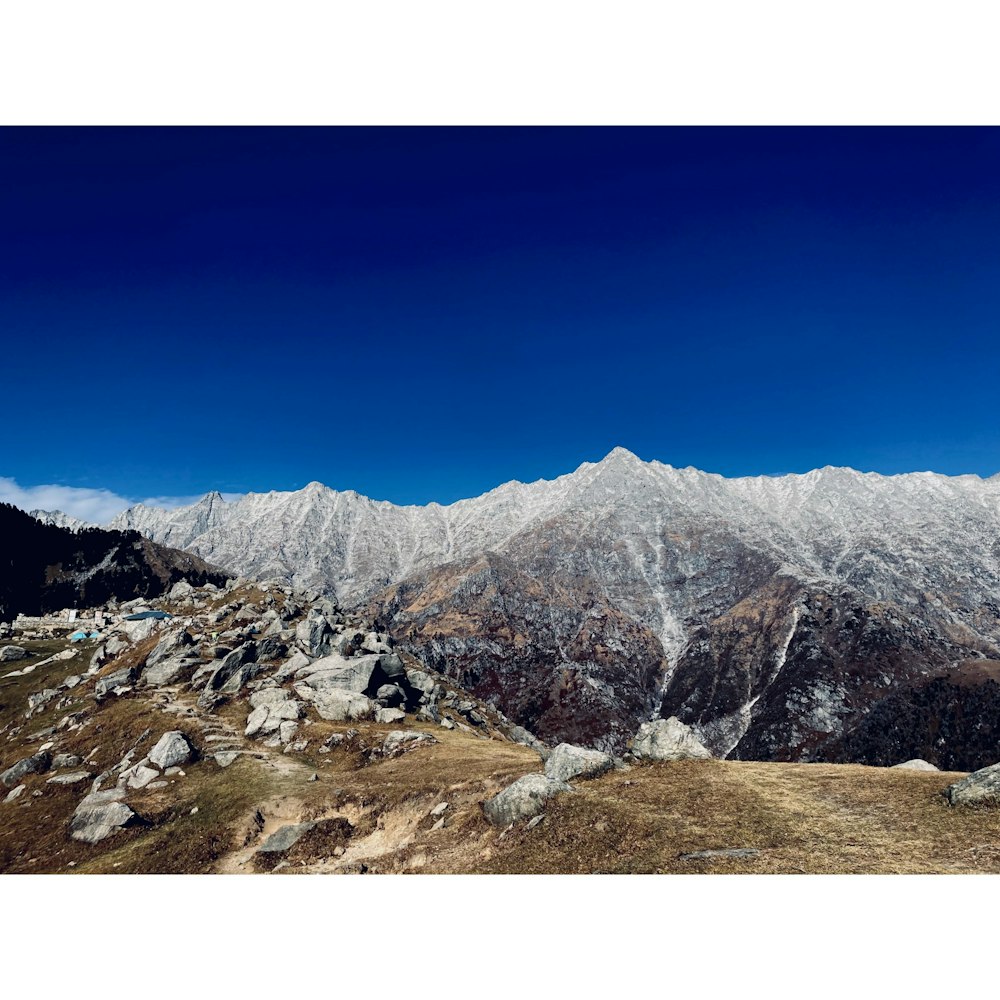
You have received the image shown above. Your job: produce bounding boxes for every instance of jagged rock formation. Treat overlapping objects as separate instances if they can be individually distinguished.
[0,503,229,620]
[29,509,91,531]
[109,449,1000,758]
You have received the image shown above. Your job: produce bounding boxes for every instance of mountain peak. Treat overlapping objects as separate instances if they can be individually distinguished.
[600,446,642,464]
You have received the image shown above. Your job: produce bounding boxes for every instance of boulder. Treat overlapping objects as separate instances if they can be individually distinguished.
[142,654,200,688]
[46,771,93,785]
[214,752,240,768]
[95,666,138,699]
[544,744,614,783]
[257,822,316,854]
[3,784,26,803]
[632,717,713,762]
[1,751,52,786]
[297,688,374,722]
[52,753,83,769]
[945,762,1000,807]
[296,653,383,695]
[145,630,193,669]
[295,614,333,657]
[376,707,406,724]
[508,725,544,750]
[0,645,29,662]
[892,759,940,771]
[168,580,195,600]
[272,650,311,682]
[405,668,435,698]
[249,688,293,709]
[254,636,287,662]
[375,683,405,707]
[148,731,194,769]
[482,773,572,827]
[121,617,159,643]
[70,788,138,843]
[119,764,160,789]
[245,706,270,738]
[197,642,259,706]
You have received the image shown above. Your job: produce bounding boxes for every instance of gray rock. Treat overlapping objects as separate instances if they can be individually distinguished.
[52,753,83,769]
[632,717,713,762]
[383,730,438,756]
[375,683,405,707]
[145,630,193,669]
[255,636,287,662]
[680,848,760,861]
[95,666,138,699]
[295,614,332,657]
[295,686,374,722]
[214,752,240,767]
[27,688,60,713]
[62,674,82,689]
[482,773,572,827]
[544,743,614,783]
[245,706,270,738]
[249,688,292,709]
[525,814,545,831]
[120,617,158,643]
[892,759,940,771]
[278,721,299,744]
[143,653,201,687]
[197,642,257,706]
[70,788,139,843]
[377,653,405,679]
[119,764,160,789]
[376,707,406,724]
[168,580,195,600]
[258,822,316,854]
[405,668,435,697]
[296,653,383,695]
[3,784,27,803]
[508,724,544,749]
[148,731,194,769]
[430,802,449,818]
[0,645,29,662]
[945,762,1000,807]
[1,751,52,786]
[46,770,93,785]
[271,650,312,682]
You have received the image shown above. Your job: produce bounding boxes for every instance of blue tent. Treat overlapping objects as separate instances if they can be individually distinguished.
[69,629,89,641]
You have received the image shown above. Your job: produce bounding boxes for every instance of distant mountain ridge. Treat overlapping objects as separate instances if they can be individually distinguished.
[110,450,1000,759]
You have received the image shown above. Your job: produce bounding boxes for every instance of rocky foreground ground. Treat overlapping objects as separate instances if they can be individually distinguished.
[2,580,1000,874]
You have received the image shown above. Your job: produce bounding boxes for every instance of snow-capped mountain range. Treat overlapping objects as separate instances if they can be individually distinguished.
[109,448,1000,758]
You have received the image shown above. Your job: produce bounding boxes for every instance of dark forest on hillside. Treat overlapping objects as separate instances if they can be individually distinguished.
[0,503,228,619]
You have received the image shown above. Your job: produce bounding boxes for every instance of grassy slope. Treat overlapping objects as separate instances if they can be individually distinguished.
[5,628,1000,875]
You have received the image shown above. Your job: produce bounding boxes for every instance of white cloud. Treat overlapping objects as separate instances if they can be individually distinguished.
[0,477,241,527]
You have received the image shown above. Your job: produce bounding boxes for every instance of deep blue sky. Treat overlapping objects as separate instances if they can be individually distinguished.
[3,127,1000,506]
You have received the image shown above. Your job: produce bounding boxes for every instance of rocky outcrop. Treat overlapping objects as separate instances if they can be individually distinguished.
[892,759,939,771]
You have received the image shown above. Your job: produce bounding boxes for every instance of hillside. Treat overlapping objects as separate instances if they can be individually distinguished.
[2,578,1000,874]
[0,503,229,620]
[109,450,1000,761]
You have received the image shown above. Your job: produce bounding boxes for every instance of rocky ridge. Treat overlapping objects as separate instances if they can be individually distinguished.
[109,450,1000,759]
